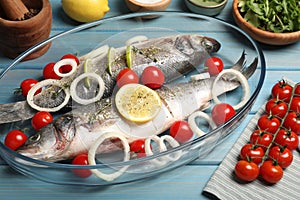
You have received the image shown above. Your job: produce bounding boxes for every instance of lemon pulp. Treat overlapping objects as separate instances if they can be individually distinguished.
[115,84,162,123]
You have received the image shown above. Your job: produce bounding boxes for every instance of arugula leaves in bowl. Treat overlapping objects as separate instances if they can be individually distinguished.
[238,0,300,33]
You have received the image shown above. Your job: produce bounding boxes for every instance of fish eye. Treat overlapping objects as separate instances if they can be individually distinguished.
[202,40,213,51]
[28,134,41,143]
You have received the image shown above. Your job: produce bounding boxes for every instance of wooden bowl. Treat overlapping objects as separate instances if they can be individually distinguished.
[0,0,52,60]
[125,0,171,17]
[232,0,300,45]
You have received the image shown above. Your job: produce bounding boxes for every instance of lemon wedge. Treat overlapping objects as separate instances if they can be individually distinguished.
[83,59,92,88]
[115,84,162,123]
[107,47,117,75]
[126,45,133,69]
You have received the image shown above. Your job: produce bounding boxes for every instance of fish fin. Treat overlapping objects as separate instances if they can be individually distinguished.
[0,101,35,124]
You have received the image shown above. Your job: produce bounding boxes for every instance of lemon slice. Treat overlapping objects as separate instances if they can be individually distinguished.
[126,45,133,69]
[115,84,162,123]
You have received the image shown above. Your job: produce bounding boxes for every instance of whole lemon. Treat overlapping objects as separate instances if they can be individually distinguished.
[62,0,110,23]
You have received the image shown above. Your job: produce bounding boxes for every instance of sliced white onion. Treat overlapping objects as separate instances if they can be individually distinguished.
[190,72,210,81]
[54,58,78,77]
[188,111,216,137]
[70,72,105,105]
[211,69,250,110]
[88,131,130,182]
[26,79,70,112]
[80,45,109,60]
[145,135,167,156]
[145,135,167,166]
[160,135,182,161]
[125,35,148,46]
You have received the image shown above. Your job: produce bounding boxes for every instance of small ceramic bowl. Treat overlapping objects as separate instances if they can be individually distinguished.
[125,0,171,13]
[185,0,228,16]
[232,0,300,45]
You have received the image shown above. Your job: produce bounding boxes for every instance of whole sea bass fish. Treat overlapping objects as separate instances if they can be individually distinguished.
[17,53,258,162]
[0,34,220,124]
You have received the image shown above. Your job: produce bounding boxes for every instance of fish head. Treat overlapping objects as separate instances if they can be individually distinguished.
[17,115,76,162]
[190,35,221,54]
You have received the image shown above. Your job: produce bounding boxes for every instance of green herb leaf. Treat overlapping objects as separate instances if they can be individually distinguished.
[238,0,300,33]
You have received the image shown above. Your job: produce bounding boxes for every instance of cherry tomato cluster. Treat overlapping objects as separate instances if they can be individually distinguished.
[235,79,300,184]
[116,66,165,89]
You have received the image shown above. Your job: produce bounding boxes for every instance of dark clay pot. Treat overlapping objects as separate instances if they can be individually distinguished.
[0,0,52,61]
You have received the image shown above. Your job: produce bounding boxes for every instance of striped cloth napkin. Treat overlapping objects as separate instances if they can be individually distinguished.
[203,105,300,200]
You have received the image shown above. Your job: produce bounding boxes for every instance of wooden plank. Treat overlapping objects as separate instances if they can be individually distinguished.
[0,165,214,200]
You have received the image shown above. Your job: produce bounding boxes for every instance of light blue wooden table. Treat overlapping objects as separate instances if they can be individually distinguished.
[0,0,299,199]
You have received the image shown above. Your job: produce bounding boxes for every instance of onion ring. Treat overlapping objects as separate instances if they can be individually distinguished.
[88,131,130,182]
[26,79,70,112]
[160,135,182,161]
[145,135,167,156]
[70,72,105,105]
[125,35,148,46]
[54,58,78,77]
[145,135,168,165]
[80,45,109,60]
[188,111,216,137]
[211,69,250,110]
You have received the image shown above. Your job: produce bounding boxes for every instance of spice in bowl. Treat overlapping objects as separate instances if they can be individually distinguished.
[125,0,171,17]
[185,0,228,16]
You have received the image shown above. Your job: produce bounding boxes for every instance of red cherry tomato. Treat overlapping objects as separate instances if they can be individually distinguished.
[294,84,300,96]
[260,160,283,184]
[71,153,92,178]
[274,129,299,150]
[31,111,53,131]
[271,80,293,103]
[257,114,281,134]
[234,160,259,182]
[130,139,150,158]
[116,68,139,88]
[268,146,293,168]
[141,66,165,89]
[205,56,224,76]
[289,97,300,113]
[211,103,236,126]
[43,62,62,80]
[250,129,273,150]
[4,130,28,150]
[283,111,300,135]
[169,120,193,143]
[239,143,265,164]
[60,54,80,73]
[20,79,41,97]
[265,98,288,119]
